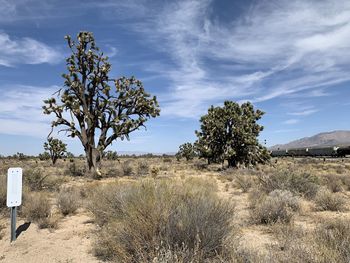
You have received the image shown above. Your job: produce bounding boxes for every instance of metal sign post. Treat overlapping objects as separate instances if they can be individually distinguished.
[10,207,17,242]
[7,168,22,243]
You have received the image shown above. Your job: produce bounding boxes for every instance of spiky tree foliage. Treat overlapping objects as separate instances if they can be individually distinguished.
[44,137,67,165]
[195,101,270,168]
[195,106,226,165]
[177,142,196,161]
[43,32,160,175]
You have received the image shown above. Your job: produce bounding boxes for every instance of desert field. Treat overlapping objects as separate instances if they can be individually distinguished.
[1,157,350,262]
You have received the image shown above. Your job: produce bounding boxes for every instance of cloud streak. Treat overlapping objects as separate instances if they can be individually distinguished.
[123,0,350,117]
[0,32,61,67]
[0,85,57,137]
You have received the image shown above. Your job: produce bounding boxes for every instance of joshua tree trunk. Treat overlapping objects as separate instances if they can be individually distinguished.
[227,158,237,168]
[84,146,102,177]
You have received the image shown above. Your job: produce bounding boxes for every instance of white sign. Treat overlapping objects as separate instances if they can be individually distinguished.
[7,168,22,207]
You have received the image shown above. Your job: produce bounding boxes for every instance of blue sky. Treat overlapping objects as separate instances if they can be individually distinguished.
[1,0,350,155]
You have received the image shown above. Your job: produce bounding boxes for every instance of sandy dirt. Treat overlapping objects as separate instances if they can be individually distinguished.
[0,213,100,263]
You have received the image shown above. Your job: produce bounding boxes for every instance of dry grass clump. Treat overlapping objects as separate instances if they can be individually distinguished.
[338,174,350,191]
[24,168,48,191]
[121,160,134,176]
[137,160,149,176]
[0,175,6,212]
[266,224,319,263]
[162,157,173,163]
[104,167,122,177]
[267,219,350,263]
[314,218,350,262]
[57,187,80,216]
[251,190,300,224]
[258,169,319,198]
[65,162,85,177]
[234,174,255,193]
[24,168,67,191]
[314,188,346,211]
[192,159,208,170]
[89,177,235,262]
[21,192,57,229]
[322,174,344,193]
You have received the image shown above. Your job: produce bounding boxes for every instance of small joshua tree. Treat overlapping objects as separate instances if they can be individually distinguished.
[177,142,196,161]
[195,101,270,168]
[43,32,160,175]
[44,137,67,165]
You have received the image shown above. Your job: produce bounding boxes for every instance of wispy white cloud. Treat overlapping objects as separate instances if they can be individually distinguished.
[283,119,300,125]
[123,0,350,117]
[0,32,61,66]
[288,109,318,116]
[272,128,300,133]
[0,85,57,137]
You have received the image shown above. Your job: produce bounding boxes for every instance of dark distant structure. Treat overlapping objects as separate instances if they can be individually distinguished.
[271,146,350,158]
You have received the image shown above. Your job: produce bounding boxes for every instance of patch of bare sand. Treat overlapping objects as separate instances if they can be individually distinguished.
[0,213,100,263]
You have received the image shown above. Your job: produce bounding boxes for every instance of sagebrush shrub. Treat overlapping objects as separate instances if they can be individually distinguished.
[21,192,54,229]
[314,188,346,211]
[24,168,47,191]
[234,174,254,192]
[315,219,350,262]
[121,161,134,176]
[322,174,344,192]
[66,162,85,177]
[88,178,235,262]
[258,169,319,198]
[137,161,149,176]
[252,190,300,224]
[57,187,80,216]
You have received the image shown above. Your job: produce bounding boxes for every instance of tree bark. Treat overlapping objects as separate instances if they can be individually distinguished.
[85,146,102,178]
[227,158,237,168]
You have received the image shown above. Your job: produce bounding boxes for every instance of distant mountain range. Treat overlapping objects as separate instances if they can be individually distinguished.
[270,130,350,150]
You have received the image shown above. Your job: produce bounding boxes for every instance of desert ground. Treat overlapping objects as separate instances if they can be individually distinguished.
[1,157,350,262]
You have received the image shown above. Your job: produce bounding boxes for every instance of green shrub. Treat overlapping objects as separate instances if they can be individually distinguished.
[252,190,300,224]
[314,188,346,211]
[89,178,235,262]
[258,169,319,198]
[57,187,80,216]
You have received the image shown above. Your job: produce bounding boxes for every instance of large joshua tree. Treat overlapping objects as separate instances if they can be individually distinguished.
[195,101,270,168]
[43,32,160,175]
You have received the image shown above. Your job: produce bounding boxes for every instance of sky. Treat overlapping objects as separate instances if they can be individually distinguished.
[1,0,350,155]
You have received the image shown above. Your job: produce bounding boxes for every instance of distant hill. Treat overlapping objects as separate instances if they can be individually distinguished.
[270,130,350,150]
